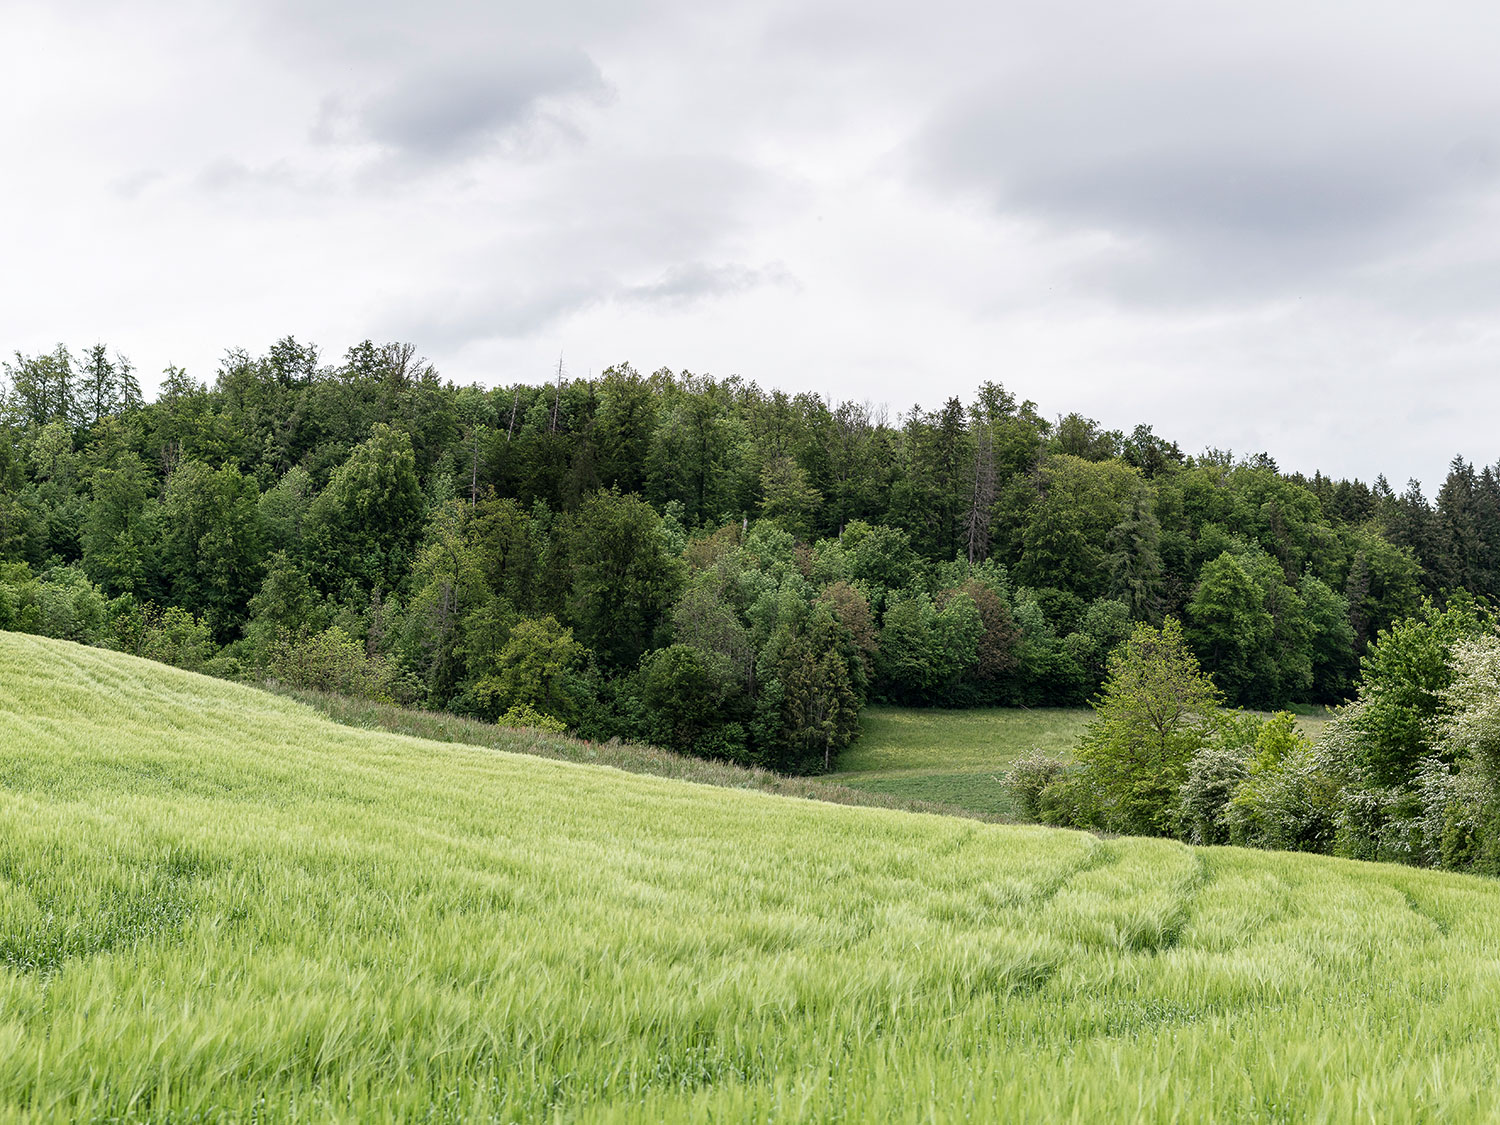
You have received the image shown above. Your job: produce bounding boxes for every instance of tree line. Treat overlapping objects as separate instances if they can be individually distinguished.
[1,337,1496,772]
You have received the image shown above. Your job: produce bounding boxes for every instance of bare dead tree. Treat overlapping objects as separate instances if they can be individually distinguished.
[966,426,996,567]
[550,354,564,433]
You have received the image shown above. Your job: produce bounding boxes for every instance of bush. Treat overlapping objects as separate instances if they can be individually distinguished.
[1332,784,1425,865]
[472,616,592,728]
[1004,752,1069,821]
[1033,768,1102,829]
[138,605,220,673]
[1429,768,1491,872]
[1226,740,1340,854]
[18,566,109,644]
[268,626,401,702]
[1176,746,1249,844]
[496,704,568,735]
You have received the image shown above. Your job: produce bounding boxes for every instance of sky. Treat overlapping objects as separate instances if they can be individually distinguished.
[4,0,1500,491]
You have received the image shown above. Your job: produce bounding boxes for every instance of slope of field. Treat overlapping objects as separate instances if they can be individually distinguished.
[827,706,1091,815]
[277,686,1011,823]
[3,632,1500,1122]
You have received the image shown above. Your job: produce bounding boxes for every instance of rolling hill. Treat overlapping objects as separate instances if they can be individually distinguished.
[1,631,1497,1122]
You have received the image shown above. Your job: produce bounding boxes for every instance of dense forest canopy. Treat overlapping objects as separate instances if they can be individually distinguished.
[2,337,1495,771]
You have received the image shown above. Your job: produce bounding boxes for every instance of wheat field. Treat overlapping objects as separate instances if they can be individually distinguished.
[1,630,1497,1122]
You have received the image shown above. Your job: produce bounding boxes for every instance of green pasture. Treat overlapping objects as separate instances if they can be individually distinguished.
[2,632,1497,1122]
[828,706,1091,816]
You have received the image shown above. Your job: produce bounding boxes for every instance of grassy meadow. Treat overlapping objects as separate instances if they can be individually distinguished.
[4,632,1500,1121]
[827,706,1092,816]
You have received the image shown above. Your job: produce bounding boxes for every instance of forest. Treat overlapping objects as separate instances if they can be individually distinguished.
[1,337,1495,775]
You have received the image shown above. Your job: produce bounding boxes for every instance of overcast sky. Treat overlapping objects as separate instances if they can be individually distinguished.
[5,0,1500,491]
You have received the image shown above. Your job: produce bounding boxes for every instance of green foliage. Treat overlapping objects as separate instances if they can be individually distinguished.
[1221,714,1340,853]
[495,702,568,734]
[474,615,592,727]
[0,564,109,644]
[267,625,400,702]
[875,589,982,704]
[81,451,158,597]
[159,460,265,636]
[22,333,1500,789]
[758,455,822,539]
[561,489,684,670]
[634,643,747,759]
[136,605,221,673]
[1014,455,1141,599]
[1337,597,1495,787]
[756,608,861,772]
[1003,752,1070,820]
[303,423,424,595]
[1435,634,1500,795]
[1176,746,1249,845]
[1075,618,1223,835]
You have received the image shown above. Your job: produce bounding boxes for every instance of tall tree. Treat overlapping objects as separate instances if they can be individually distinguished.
[1076,618,1223,835]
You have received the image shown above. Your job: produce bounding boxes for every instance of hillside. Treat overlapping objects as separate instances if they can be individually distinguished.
[3,633,1500,1121]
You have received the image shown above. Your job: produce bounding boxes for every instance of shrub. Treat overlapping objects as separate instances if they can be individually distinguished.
[1176,746,1249,844]
[496,704,568,735]
[472,616,592,728]
[27,566,109,644]
[1333,784,1425,865]
[139,605,219,673]
[1004,752,1070,821]
[1034,768,1102,829]
[1226,740,1340,854]
[268,626,399,702]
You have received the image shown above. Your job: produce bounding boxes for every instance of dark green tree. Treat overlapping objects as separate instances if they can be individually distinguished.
[303,424,424,595]
[561,489,684,669]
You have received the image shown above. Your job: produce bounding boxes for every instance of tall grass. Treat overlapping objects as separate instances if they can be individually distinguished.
[3,631,1499,1121]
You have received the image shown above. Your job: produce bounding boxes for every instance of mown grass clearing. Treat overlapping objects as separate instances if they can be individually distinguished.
[3,632,1499,1121]
[827,706,1091,816]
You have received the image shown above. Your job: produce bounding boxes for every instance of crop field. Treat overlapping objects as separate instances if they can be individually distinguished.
[3,632,1500,1122]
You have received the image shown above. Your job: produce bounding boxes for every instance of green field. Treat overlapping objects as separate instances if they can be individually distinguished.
[5,632,1500,1121]
[828,706,1091,816]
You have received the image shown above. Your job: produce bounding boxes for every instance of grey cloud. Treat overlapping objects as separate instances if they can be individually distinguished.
[394,275,612,350]
[621,261,796,307]
[917,57,1500,302]
[111,169,164,200]
[352,50,607,161]
[396,259,792,352]
[196,157,307,194]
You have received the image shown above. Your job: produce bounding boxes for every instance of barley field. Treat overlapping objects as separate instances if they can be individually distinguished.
[1,631,1497,1122]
